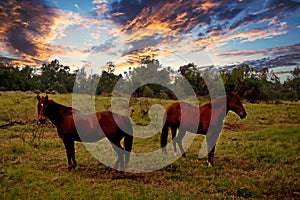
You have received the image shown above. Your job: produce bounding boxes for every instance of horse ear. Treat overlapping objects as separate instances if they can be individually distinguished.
[45,95,48,102]
[37,95,40,101]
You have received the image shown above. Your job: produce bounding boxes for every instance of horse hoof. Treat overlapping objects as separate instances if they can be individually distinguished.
[68,164,77,171]
[162,148,167,154]
[207,162,214,167]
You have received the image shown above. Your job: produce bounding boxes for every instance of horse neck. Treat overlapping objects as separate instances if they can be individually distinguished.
[45,100,71,125]
[208,95,229,116]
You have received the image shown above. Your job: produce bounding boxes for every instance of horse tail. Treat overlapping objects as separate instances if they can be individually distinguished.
[160,114,169,153]
[123,118,133,168]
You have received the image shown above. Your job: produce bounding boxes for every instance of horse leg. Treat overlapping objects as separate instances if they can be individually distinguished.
[177,129,186,158]
[171,127,178,156]
[206,133,215,167]
[206,129,221,167]
[70,141,77,170]
[207,146,215,167]
[111,142,124,171]
[63,138,76,171]
[206,124,223,166]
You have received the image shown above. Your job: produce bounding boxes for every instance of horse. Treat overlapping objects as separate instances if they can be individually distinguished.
[160,92,247,166]
[37,95,133,171]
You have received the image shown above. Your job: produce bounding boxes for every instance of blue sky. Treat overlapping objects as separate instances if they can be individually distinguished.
[0,0,299,77]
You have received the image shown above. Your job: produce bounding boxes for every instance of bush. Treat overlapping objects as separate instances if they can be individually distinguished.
[33,89,41,94]
[142,86,154,98]
[274,99,283,105]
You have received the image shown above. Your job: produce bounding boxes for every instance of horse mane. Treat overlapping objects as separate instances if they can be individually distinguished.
[202,95,227,109]
[45,100,80,125]
[47,100,71,112]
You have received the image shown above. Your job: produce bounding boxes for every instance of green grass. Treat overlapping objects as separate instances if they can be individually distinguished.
[0,91,300,199]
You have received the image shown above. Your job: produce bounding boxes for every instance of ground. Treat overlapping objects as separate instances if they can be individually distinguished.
[0,92,299,199]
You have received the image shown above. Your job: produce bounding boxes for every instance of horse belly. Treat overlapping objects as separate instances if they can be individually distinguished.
[72,115,105,142]
[181,117,200,134]
[180,114,210,135]
[97,111,130,143]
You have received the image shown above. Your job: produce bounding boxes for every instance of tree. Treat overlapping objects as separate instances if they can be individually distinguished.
[39,59,75,93]
[285,66,300,100]
[19,66,35,91]
[0,63,36,91]
[0,63,17,91]
[128,58,172,98]
[96,62,122,95]
[221,65,271,102]
[178,63,207,96]
[260,70,282,100]
[73,67,88,94]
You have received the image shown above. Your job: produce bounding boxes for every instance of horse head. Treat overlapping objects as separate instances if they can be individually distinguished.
[227,92,247,119]
[37,95,49,124]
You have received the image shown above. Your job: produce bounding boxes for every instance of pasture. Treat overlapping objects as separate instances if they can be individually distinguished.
[0,92,299,199]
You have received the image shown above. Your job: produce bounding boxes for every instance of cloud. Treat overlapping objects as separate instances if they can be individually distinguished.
[89,36,119,54]
[109,0,154,25]
[1,0,299,71]
[89,0,298,71]
[92,0,109,16]
[103,1,217,67]
[206,43,300,76]
[216,43,300,58]
[114,47,162,70]
[95,3,109,14]
[227,18,287,43]
[230,0,300,30]
[0,0,115,67]
[0,0,59,65]
[93,0,107,4]
[118,0,216,33]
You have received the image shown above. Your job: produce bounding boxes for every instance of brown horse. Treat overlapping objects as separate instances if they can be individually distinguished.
[160,92,246,166]
[37,95,133,171]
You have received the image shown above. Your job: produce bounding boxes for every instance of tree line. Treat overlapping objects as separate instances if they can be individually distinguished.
[0,58,299,101]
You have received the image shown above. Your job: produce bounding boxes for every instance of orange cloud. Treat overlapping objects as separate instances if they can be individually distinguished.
[0,0,110,68]
[0,0,60,65]
[113,47,160,70]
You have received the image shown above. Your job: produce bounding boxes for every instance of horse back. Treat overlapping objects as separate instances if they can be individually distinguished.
[166,102,200,133]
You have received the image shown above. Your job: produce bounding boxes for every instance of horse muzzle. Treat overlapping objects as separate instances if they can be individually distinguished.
[39,118,46,124]
[239,112,247,119]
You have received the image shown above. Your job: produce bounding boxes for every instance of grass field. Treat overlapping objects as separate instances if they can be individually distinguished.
[0,91,300,199]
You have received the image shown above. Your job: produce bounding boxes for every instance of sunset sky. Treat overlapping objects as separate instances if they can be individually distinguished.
[0,0,299,76]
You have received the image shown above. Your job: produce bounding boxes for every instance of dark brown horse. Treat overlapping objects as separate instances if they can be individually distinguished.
[37,95,133,171]
[160,92,246,166]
